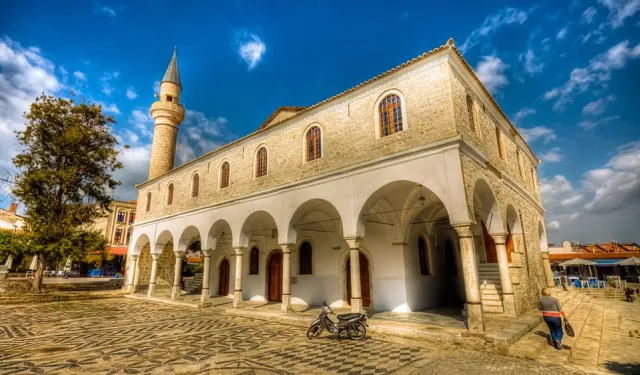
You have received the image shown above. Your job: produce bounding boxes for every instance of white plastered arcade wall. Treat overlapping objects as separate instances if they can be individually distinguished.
[129,141,473,312]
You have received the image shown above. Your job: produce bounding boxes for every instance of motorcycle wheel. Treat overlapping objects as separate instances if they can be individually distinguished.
[347,322,367,340]
[306,323,323,339]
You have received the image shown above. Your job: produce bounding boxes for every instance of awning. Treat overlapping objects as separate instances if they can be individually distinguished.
[592,259,623,267]
[109,247,128,256]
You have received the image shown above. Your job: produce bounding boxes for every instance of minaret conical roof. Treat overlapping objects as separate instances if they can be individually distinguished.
[162,46,180,86]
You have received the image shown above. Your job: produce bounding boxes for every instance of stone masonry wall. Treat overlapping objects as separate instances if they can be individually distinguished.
[136,54,457,222]
[134,243,175,290]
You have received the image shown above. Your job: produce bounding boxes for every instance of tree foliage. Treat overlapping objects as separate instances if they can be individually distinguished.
[12,94,124,291]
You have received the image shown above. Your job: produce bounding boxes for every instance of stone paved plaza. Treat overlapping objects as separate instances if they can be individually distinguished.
[0,298,595,375]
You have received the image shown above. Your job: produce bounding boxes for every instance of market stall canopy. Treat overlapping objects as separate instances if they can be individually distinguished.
[616,257,640,266]
[593,259,623,267]
[559,258,597,266]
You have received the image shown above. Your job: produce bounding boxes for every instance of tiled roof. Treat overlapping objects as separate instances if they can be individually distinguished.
[258,106,307,130]
[549,252,640,260]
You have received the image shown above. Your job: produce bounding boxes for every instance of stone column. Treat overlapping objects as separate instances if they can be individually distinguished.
[345,237,363,313]
[491,233,516,316]
[147,253,160,297]
[126,254,138,294]
[171,251,185,300]
[541,251,555,287]
[233,247,244,308]
[280,244,293,313]
[453,224,485,334]
[200,249,213,307]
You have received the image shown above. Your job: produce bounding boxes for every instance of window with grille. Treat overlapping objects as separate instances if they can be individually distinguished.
[249,247,259,275]
[256,147,268,177]
[379,94,403,137]
[220,162,230,188]
[146,192,151,212]
[191,174,199,197]
[117,211,125,223]
[306,126,322,162]
[495,127,505,159]
[114,228,123,243]
[466,94,476,132]
[167,184,174,206]
[418,237,431,276]
[129,212,135,224]
[299,242,312,275]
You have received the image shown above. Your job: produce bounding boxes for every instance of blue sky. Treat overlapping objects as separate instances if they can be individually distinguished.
[1,0,639,243]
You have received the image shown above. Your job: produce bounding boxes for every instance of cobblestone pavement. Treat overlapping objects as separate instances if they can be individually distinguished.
[0,298,591,375]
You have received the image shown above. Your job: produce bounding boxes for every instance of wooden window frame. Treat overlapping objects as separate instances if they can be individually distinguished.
[255,147,268,178]
[378,94,404,138]
[145,192,151,212]
[220,161,230,189]
[305,126,322,162]
[167,184,174,206]
[299,242,312,275]
[117,211,125,223]
[249,247,259,275]
[114,227,123,244]
[495,127,505,160]
[191,173,200,198]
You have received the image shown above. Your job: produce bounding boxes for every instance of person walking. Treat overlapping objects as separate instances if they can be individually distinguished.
[538,288,566,350]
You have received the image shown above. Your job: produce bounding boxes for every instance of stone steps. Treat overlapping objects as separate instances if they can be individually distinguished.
[182,273,203,294]
[478,264,503,314]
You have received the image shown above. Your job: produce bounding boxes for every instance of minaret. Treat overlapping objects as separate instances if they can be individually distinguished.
[148,46,185,180]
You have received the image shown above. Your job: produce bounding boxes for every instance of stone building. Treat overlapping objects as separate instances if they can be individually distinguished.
[0,203,25,233]
[127,39,554,334]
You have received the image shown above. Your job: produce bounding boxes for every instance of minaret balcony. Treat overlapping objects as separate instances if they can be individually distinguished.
[151,101,185,114]
[150,101,185,123]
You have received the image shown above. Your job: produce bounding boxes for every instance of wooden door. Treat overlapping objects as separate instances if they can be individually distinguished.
[346,252,371,307]
[482,221,498,263]
[218,259,230,296]
[268,252,282,302]
[505,230,514,263]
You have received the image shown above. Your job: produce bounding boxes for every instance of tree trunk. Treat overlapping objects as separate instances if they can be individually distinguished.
[33,253,45,293]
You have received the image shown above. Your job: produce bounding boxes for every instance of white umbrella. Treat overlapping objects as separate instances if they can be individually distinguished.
[616,257,640,266]
[559,258,597,266]
[63,256,72,272]
[4,255,13,270]
[28,256,38,271]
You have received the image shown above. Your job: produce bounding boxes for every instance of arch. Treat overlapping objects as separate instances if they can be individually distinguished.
[472,179,504,234]
[374,90,407,139]
[145,191,152,212]
[219,161,230,189]
[339,246,374,308]
[166,183,174,206]
[207,219,233,251]
[506,205,522,234]
[255,146,268,178]
[304,125,322,162]
[286,198,343,246]
[191,172,200,198]
[265,247,283,302]
[177,225,201,253]
[154,229,174,254]
[538,221,549,253]
[132,233,151,255]
[239,210,279,248]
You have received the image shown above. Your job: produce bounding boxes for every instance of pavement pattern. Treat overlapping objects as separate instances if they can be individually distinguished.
[0,298,593,375]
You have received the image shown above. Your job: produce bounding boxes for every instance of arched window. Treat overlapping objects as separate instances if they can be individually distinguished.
[220,162,230,189]
[145,192,151,212]
[256,147,268,177]
[466,94,476,132]
[379,94,403,137]
[306,126,322,162]
[495,126,505,159]
[299,242,312,275]
[418,236,431,276]
[249,247,259,275]
[191,173,199,197]
[167,184,174,206]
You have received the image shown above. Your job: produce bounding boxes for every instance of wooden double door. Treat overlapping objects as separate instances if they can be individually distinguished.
[218,259,230,296]
[346,252,371,307]
[268,252,282,302]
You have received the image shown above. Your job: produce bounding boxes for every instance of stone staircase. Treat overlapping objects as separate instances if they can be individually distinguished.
[478,263,504,314]
[182,273,203,295]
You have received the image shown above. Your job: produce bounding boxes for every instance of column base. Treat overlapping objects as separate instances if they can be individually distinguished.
[502,293,517,317]
[465,302,485,334]
[281,294,292,313]
[233,290,243,308]
[127,284,136,295]
[171,285,181,300]
[350,298,363,313]
[147,284,156,297]
[200,288,211,306]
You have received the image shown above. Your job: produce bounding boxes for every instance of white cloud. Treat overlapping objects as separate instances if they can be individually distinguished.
[153,81,160,95]
[94,101,121,115]
[126,87,137,100]
[175,110,236,165]
[518,126,557,143]
[540,147,564,163]
[73,71,86,80]
[598,0,640,28]
[475,56,509,93]
[0,37,61,172]
[582,95,615,116]
[562,194,584,206]
[578,115,620,129]
[513,108,536,124]
[459,7,530,53]
[548,221,561,230]
[544,40,640,110]
[127,109,154,139]
[237,32,266,71]
[581,7,598,23]
[95,6,116,18]
[556,27,569,40]
[112,146,150,200]
[99,71,120,96]
[521,48,545,75]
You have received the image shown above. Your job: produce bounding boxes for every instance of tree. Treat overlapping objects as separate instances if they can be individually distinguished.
[12,94,124,292]
[0,230,28,263]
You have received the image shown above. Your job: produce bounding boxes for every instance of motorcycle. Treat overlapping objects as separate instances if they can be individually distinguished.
[306,301,368,340]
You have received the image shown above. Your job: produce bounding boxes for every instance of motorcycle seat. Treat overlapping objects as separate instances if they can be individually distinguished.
[337,313,363,321]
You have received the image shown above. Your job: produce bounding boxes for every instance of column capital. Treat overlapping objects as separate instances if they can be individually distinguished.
[279,243,294,253]
[130,254,139,260]
[151,253,160,261]
[541,251,550,259]
[451,223,473,238]
[344,237,362,249]
[233,246,245,255]
[174,250,187,258]
[490,232,508,245]
[202,249,213,257]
